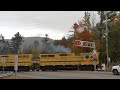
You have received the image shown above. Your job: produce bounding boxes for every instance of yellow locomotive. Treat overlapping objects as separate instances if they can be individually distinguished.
[39,52,99,71]
[0,52,99,71]
[0,54,32,71]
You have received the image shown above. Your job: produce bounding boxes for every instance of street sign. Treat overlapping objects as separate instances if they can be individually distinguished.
[2,57,6,64]
[108,57,111,62]
[1,56,6,73]
[14,55,18,71]
[93,50,97,60]
[74,40,97,71]
[74,40,95,48]
[93,50,97,54]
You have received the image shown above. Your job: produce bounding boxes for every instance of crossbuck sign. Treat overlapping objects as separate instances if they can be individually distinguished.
[74,40,97,71]
[74,40,95,48]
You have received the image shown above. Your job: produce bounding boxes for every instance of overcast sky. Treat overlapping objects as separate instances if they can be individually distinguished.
[0,11,100,40]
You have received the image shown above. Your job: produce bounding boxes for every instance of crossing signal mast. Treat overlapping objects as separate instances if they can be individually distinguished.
[74,40,97,71]
[72,11,97,71]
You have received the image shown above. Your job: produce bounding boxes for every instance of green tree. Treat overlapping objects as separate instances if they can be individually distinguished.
[11,32,23,54]
[54,39,61,46]
[83,11,91,30]
[61,37,67,48]
[42,34,49,44]
[24,45,32,54]
[0,34,6,54]
[108,16,120,62]
[42,34,50,53]
[97,11,120,64]
[32,40,40,60]
[0,34,11,54]
[54,37,68,48]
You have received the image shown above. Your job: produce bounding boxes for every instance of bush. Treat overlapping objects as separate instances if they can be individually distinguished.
[111,61,120,66]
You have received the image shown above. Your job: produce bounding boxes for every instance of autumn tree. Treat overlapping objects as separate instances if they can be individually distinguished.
[71,11,96,54]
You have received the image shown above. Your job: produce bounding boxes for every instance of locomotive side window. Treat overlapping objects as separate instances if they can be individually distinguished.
[60,54,67,56]
[41,55,47,57]
[18,56,22,58]
[85,55,89,58]
[48,55,55,57]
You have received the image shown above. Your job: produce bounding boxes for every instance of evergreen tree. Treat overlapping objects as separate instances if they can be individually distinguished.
[32,40,40,59]
[11,32,23,54]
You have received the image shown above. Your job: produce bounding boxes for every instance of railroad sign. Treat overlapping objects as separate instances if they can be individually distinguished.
[2,57,6,64]
[74,40,95,48]
[93,50,97,60]
[108,57,111,62]
[93,50,97,54]
[74,40,97,71]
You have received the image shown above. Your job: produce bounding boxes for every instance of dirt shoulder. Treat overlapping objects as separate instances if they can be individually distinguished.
[3,75,34,79]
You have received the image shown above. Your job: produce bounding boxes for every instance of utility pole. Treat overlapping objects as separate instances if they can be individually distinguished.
[93,41,97,71]
[14,45,19,79]
[14,52,18,79]
[105,11,109,71]
[99,11,104,65]
[91,12,97,71]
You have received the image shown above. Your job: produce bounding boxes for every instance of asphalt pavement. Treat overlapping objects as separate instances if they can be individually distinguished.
[15,70,120,79]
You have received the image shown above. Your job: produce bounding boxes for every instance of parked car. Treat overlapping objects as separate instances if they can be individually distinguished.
[112,64,120,75]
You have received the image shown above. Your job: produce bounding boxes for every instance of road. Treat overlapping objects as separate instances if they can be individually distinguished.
[15,70,120,79]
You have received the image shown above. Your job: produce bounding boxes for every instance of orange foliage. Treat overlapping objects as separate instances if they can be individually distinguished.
[114,15,120,23]
[71,22,94,53]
